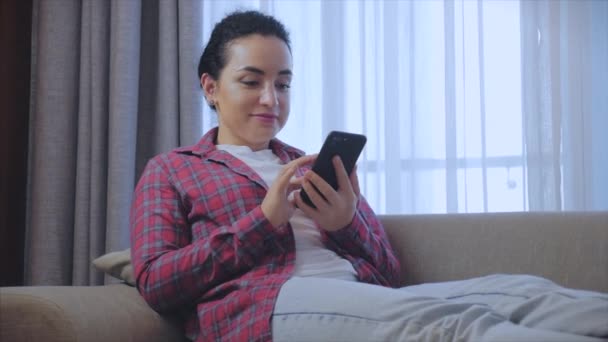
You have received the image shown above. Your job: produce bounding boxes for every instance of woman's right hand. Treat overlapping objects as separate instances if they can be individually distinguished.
[261,154,316,227]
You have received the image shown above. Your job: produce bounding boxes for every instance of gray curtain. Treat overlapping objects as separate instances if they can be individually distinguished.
[26,0,204,285]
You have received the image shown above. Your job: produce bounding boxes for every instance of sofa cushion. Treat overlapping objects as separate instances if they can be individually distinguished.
[0,285,187,342]
[0,291,76,341]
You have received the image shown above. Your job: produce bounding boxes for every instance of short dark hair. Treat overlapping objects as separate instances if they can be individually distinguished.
[197,9,291,85]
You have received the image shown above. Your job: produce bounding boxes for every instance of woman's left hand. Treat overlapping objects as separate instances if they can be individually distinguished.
[293,156,360,231]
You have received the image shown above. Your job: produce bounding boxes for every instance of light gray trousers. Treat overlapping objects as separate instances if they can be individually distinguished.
[272,274,608,342]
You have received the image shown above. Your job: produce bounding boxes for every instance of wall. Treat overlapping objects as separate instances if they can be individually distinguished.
[0,0,32,286]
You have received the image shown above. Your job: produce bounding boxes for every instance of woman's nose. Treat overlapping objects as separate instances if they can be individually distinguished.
[260,84,278,107]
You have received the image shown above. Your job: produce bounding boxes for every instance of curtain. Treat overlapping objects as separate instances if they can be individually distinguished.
[26,0,203,285]
[520,0,608,211]
[491,0,608,212]
[264,0,607,214]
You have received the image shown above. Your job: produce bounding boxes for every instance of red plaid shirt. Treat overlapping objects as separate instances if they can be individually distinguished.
[130,128,401,342]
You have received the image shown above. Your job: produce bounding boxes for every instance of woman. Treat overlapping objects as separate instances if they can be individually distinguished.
[131,10,607,342]
[131,9,399,341]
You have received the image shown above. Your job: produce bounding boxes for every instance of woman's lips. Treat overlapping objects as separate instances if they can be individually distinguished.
[251,113,278,123]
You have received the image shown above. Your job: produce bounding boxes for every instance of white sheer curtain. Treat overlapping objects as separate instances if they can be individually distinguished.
[200,0,608,214]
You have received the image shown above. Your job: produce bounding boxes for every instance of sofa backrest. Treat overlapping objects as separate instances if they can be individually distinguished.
[380,211,608,293]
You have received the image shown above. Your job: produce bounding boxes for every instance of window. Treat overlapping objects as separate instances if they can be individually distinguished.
[201,0,608,214]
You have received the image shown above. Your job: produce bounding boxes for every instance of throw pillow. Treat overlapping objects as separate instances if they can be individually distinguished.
[92,248,135,286]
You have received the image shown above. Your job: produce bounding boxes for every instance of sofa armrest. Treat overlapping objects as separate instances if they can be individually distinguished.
[0,284,186,342]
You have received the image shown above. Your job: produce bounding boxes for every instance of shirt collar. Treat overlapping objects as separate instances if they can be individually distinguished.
[174,127,305,163]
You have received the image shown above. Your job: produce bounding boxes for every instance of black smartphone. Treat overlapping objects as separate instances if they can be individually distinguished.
[300,131,367,208]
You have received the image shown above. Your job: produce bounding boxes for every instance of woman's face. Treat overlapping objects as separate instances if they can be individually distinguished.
[202,34,292,151]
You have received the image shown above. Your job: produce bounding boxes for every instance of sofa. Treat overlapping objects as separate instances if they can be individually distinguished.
[2,211,607,342]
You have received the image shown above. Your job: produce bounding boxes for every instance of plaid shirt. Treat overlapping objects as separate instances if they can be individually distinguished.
[130,128,401,342]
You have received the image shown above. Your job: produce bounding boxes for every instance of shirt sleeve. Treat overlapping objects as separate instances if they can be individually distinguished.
[325,196,401,288]
[130,157,277,313]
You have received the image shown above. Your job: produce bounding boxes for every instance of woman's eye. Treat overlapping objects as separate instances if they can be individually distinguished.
[242,80,259,87]
[277,83,291,91]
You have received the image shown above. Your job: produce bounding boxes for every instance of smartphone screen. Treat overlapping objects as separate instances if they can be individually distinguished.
[300,131,367,208]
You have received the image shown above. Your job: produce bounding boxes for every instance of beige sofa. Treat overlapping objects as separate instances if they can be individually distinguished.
[2,212,607,342]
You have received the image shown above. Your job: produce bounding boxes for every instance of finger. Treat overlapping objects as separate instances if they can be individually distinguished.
[274,165,298,191]
[287,177,303,194]
[350,164,361,197]
[275,155,315,190]
[290,174,305,185]
[301,154,318,168]
[287,154,317,169]
[301,179,330,211]
[293,190,320,218]
[333,156,354,194]
[304,170,336,202]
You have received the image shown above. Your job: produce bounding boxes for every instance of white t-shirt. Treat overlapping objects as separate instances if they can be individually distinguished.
[217,144,358,281]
